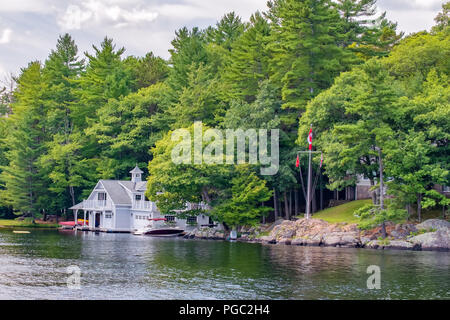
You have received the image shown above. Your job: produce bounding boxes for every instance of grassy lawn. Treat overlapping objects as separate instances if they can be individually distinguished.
[305,199,448,225]
[310,199,372,224]
[0,218,59,228]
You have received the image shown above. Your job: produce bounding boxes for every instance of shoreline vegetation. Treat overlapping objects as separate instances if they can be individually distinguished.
[182,200,450,252]
[0,218,59,229]
[3,200,447,252]
[184,217,450,252]
[0,2,448,238]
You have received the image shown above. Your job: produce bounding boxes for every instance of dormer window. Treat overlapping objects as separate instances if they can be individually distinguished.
[135,194,142,201]
[98,193,107,200]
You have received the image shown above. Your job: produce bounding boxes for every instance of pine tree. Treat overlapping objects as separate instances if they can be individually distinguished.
[0,62,50,219]
[268,0,352,113]
[75,37,133,128]
[334,0,402,59]
[205,12,245,51]
[223,12,272,102]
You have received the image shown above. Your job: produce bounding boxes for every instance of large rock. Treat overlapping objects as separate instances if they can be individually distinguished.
[259,236,276,244]
[383,240,418,251]
[291,238,306,246]
[322,231,360,247]
[391,223,418,239]
[409,228,450,251]
[277,238,291,245]
[416,219,450,231]
[271,221,297,240]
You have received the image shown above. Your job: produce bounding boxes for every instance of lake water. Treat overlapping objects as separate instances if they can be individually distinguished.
[0,228,448,300]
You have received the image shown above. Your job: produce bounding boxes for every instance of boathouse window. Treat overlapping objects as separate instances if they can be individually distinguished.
[165,215,176,222]
[135,194,142,201]
[98,193,107,200]
[105,214,112,219]
[443,185,450,193]
[187,216,197,224]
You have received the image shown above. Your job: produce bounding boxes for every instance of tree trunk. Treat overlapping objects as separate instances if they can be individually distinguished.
[289,190,292,219]
[381,221,387,238]
[284,191,289,220]
[370,179,376,205]
[319,173,323,211]
[294,189,299,216]
[311,191,317,213]
[273,188,278,219]
[378,148,384,210]
[417,193,422,222]
[69,186,76,207]
[261,202,266,224]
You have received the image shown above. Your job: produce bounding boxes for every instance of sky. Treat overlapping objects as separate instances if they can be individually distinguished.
[0,0,446,81]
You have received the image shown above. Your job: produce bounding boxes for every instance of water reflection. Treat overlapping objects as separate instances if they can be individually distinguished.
[0,229,448,300]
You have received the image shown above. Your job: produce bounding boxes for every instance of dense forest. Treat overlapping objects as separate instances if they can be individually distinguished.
[0,0,448,228]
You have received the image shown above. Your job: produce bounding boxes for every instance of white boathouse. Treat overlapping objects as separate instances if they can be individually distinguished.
[69,166,210,232]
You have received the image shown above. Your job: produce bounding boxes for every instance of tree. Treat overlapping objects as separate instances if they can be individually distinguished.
[384,131,449,222]
[0,62,50,219]
[86,82,169,179]
[212,165,272,228]
[75,37,133,128]
[267,0,353,112]
[167,27,208,96]
[146,123,232,216]
[40,34,88,208]
[335,0,403,58]
[299,59,402,203]
[222,12,272,102]
[205,12,245,51]
[432,1,450,33]
[133,52,169,89]
[165,64,226,129]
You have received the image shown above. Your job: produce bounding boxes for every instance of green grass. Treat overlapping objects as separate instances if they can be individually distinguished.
[307,199,448,225]
[0,218,59,229]
[310,199,372,224]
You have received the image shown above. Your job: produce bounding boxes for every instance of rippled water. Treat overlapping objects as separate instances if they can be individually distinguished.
[0,228,449,300]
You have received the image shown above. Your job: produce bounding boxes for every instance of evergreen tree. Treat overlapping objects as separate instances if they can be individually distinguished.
[223,12,272,102]
[212,165,272,227]
[0,62,50,219]
[205,12,245,51]
[40,34,88,208]
[75,37,133,128]
[267,0,352,113]
[335,0,403,58]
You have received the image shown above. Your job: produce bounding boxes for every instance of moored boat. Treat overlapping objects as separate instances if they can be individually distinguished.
[134,218,184,237]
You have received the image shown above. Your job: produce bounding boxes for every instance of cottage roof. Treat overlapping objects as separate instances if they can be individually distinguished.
[100,180,133,205]
[69,202,84,210]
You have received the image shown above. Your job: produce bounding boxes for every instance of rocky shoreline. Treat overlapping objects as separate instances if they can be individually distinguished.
[183,218,450,252]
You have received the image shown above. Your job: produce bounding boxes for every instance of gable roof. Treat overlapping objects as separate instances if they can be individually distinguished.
[100,180,133,205]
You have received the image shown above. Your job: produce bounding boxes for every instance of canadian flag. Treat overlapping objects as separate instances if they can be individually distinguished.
[296,154,300,168]
[307,127,313,150]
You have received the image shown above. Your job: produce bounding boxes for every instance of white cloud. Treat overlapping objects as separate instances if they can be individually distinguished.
[0,29,12,44]
[0,0,58,13]
[58,0,158,30]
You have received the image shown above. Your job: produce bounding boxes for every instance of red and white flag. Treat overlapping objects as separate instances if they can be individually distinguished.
[295,154,300,168]
[307,127,313,150]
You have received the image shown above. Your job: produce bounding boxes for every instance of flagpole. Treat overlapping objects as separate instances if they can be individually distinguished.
[306,149,312,219]
[306,124,313,219]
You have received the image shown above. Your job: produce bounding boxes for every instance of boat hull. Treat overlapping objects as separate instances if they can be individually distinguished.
[144,228,184,237]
